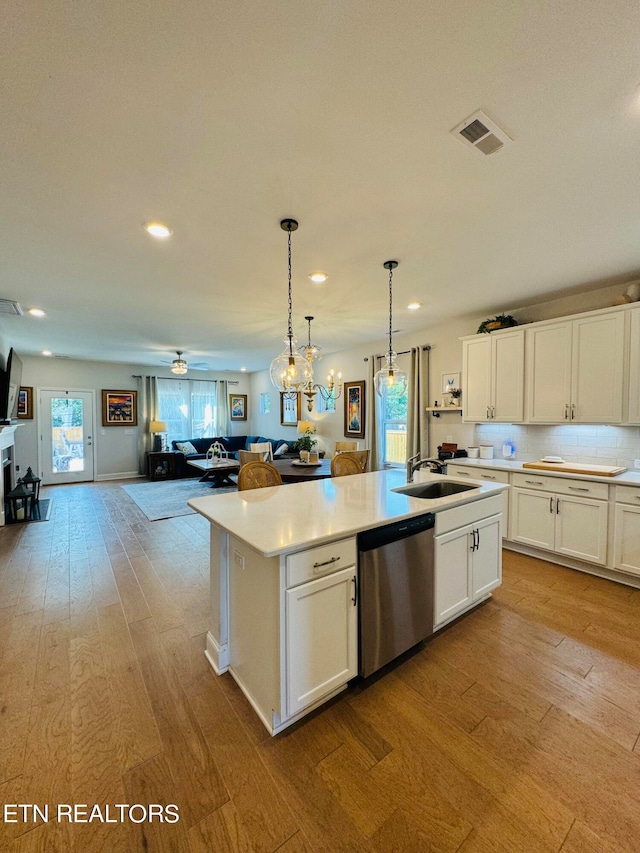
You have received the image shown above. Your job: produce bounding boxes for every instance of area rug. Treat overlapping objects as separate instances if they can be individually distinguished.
[121,479,237,521]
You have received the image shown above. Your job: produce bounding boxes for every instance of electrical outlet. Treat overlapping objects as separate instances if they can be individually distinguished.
[233,550,245,570]
[635,459,640,469]
[446,435,453,442]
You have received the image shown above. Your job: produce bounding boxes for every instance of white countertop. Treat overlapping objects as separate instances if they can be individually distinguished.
[448,457,640,486]
[188,468,507,557]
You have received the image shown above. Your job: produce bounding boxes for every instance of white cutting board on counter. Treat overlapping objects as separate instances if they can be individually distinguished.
[522,460,627,477]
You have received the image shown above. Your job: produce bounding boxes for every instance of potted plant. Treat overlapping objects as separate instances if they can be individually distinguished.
[477,313,518,334]
[295,426,318,454]
[449,388,462,405]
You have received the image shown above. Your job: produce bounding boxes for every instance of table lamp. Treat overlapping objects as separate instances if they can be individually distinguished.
[150,420,167,452]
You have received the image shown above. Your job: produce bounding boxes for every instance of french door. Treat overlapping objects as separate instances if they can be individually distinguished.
[39,390,95,485]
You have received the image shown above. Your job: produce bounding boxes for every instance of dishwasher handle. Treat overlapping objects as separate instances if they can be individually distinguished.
[357,513,435,552]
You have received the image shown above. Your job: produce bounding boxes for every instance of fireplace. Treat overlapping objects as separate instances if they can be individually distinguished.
[0,426,19,526]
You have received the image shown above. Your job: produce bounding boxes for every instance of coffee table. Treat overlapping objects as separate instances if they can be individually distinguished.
[187,457,240,487]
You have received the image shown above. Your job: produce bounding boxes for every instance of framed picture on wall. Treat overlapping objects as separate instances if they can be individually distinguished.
[17,386,34,419]
[344,380,365,439]
[102,390,138,426]
[280,392,301,426]
[230,394,247,421]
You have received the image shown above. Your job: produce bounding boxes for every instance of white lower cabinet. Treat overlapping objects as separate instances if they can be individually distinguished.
[613,486,640,576]
[434,500,502,628]
[447,464,510,537]
[510,474,608,565]
[285,565,358,716]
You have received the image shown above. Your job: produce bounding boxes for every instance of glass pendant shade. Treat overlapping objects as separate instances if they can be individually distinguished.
[270,334,313,393]
[374,351,408,397]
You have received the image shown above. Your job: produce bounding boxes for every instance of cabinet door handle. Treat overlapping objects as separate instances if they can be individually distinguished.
[549,497,554,513]
[313,556,341,569]
[571,403,576,420]
[480,474,496,480]
[564,404,569,420]
[525,479,544,485]
[491,406,495,419]
[568,486,590,492]
[486,406,490,420]
[470,531,476,551]
[556,498,560,514]
[476,528,480,550]
[351,575,358,606]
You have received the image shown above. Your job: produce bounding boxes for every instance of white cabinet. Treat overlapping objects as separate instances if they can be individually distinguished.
[462,329,524,423]
[628,309,640,424]
[286,565,357,716]
[526,312,624,423]
[510,473,608,565]
[434,498,502,628]
[613,485,640,576]
[447,464,510,537]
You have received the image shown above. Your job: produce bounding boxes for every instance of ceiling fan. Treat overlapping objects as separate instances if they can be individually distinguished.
[161,350,210,374]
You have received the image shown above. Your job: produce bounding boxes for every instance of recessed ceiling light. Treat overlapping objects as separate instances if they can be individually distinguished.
[240,367,247,372]
[144,221,173,239]
[407,302,421,310]
[42,350,52,356]
[28,307,46,317]
[308,272,328,283]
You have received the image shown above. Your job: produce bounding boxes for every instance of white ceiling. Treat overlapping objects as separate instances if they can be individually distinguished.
[2,1,640,372]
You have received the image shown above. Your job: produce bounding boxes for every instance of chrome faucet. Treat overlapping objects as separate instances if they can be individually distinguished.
[406,455,446,482]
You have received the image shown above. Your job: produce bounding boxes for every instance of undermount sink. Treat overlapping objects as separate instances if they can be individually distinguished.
[393,481,478,499]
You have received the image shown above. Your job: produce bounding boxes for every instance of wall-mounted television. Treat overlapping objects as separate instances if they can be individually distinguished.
[0,348,23,423]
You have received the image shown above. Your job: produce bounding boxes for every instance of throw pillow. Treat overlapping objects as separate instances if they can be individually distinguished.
[175,441,198,456]
[274,443,288,457]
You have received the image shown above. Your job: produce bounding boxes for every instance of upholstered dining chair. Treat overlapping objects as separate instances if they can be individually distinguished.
[249,441,274,461]
[237,461,283,491]
[334,441,359,454]
[331,451,369,477]
[238,449,264,466]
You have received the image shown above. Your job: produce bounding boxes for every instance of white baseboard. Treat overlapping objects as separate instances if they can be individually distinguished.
[205,631,229,674]
[96,472,143,481]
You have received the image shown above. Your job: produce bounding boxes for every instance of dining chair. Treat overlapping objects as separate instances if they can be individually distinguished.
[334,441,359,454]
[238,449,264,466]
[237,461,283,491]
[331,452,367,477]
[249,441,274,461]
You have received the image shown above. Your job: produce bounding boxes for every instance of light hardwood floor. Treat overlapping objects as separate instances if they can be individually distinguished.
[2,481,640,851]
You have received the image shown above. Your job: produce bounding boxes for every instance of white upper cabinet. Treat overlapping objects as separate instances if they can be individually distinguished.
[526,311,624,423]
[628,309,640,424]
[462,329,524,423]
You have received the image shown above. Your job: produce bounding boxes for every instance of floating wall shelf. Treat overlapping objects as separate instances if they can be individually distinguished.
[426,406,463,418]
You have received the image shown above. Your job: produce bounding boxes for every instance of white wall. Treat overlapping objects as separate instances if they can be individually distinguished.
[249,280,640,461]
[15,356,249,480]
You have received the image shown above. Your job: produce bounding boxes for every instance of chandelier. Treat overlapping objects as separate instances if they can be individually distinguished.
[300,316,343,412]
[374,260,408,397]
[269,219,313,397]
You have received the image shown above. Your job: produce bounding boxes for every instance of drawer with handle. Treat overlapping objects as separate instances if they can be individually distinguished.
[614,485,640,506]
[512,471,608,500]
[286,537,357,588]
[447,465,510,484]
[512,472,555,492]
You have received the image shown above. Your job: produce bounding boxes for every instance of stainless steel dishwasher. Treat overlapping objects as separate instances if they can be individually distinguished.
[357,513,436,677]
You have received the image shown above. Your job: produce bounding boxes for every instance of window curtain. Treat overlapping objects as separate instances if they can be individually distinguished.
[216,380,229,435]
[136,375,158,474]
[366,356,382,471]
[156,377,218,447]
[407,346,429,461]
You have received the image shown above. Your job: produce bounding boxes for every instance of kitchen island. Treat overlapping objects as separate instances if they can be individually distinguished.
[189,468,508,735]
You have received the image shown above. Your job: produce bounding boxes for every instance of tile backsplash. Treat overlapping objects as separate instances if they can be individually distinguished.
[474,423,640,470]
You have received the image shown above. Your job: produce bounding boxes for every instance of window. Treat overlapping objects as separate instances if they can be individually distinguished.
[157,378,217,446]
[376,352,409,467]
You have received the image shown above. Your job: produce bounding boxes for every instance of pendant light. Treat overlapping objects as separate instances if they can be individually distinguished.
[374,260,408,397]
[269,219,313,396]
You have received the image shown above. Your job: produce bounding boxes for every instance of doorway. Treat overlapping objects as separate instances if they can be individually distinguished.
[39,390,95,485]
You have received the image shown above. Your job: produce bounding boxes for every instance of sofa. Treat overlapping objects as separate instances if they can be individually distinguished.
[170,434,300,478]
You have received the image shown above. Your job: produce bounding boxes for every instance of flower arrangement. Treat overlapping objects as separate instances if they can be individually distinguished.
[477,313,518,334]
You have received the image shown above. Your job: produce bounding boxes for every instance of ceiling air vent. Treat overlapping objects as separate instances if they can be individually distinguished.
[0,299,23,316]
[451,110,512,157]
